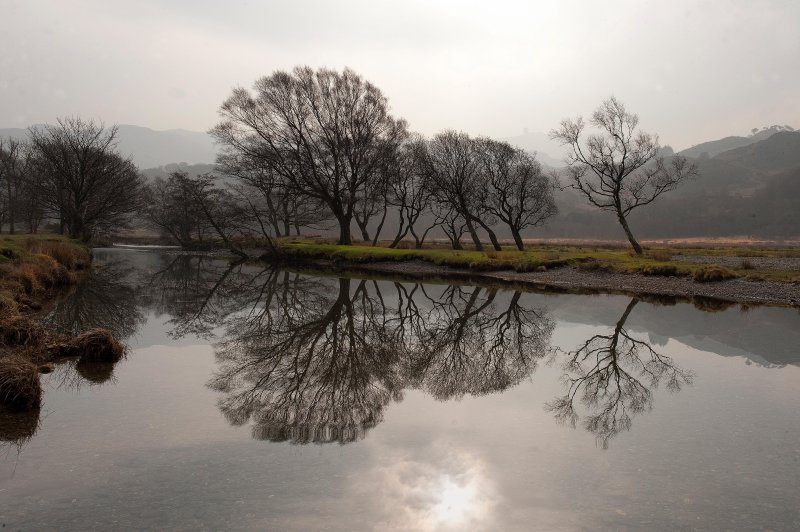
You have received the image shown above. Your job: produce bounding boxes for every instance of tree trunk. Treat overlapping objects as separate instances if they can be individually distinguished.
[464,218,483,251]
[617,212,642,255]
[371,208,387,247]
[480,223,502,251]
[511,228,524,251]
[337,215,352,245]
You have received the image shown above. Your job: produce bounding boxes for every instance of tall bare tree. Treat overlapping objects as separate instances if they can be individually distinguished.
[477,138,558,250]
[551,97,697,254]
[423,131,500,251]
[27,118,145,241]
[211,66,408,245]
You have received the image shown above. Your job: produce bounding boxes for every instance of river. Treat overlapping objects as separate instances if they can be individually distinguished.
[2,248,799,530]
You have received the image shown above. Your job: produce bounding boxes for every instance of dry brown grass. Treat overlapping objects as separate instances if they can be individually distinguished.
[693,265,737,283]
[57,329,125,363]
[20,238,90,270]
[646,250,673,262]
[0,357,42,410]
[0,316,47,348]
[0,235,125,408]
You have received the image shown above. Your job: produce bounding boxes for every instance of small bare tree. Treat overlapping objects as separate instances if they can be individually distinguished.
[477,139,558,250]
[386,137,435,248]
[551,97,697,254]
[27,118,145,241]
[0,137,28,233]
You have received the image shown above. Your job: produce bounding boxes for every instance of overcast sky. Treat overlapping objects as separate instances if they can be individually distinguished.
[1,0,798,151]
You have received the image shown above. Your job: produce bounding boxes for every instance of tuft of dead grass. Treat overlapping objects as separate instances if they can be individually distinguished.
[693,265,737,283]
[0,316,47,348]
[0,357,42,409]
[57,329,125,363]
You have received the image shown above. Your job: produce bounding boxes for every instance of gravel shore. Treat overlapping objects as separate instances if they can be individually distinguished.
[354,260,800,308]
[679,254,800,270]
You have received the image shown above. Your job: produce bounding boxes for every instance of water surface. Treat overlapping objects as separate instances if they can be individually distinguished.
[2,249,799,530]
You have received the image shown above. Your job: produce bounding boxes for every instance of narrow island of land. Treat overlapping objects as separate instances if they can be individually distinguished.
[257,239,800,308]
[0,235,123,412]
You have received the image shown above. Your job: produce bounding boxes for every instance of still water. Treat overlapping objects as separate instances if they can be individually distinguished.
[2,248,800,531]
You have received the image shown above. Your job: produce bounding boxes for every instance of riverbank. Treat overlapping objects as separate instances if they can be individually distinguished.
[265,242,800,308]
[0,235,124,410]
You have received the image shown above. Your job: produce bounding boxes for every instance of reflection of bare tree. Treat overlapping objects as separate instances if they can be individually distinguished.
[210,276,403,444]
[408,286,553,400]
[43,260,145,341]
[547,298,693,448]
[146,255,249,339]
[202,270,553,444]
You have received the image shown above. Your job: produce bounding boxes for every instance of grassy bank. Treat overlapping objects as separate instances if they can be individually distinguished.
[0,234,123,410]
[273,240,800,284]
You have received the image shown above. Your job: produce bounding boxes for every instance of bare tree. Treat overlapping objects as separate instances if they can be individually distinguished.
[550,97,698,254]
[0,137,27,233]
[215,150,330,238]
[386,137,435,248]
[424,131,501,251]
[211,66,408,245]
[145,171,211,247]
[27,118,145,241]
[477,138,558,250]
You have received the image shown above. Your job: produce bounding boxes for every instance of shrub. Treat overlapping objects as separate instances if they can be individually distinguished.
[693,265,737,283]
[646,250,673,262]
[0,357,42,409]
[640,264,678,276]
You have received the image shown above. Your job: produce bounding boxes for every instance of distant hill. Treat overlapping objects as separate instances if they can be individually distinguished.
[0,124,218,168]
[140,162,217,181]
[678,125,795,159]
[713,131,800,174]
[502,131,565,167]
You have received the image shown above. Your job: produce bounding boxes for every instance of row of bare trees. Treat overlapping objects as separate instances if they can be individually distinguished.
[1,67,697,252]
[0,118,146,240]
[188,66,560,252]
[191,67,695,254]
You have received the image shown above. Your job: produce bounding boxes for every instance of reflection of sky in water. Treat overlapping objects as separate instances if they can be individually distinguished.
[1,249,799,530]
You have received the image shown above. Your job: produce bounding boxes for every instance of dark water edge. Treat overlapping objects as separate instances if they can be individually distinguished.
[2,248,799,531]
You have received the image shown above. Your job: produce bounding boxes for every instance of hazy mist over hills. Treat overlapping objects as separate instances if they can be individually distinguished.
[0,124,218,168]
[4,120,797,238]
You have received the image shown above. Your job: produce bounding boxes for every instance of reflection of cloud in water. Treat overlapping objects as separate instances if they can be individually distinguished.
[354,444,497,531]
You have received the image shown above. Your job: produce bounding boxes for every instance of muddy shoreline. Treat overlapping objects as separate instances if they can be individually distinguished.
[305,259,800,308]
